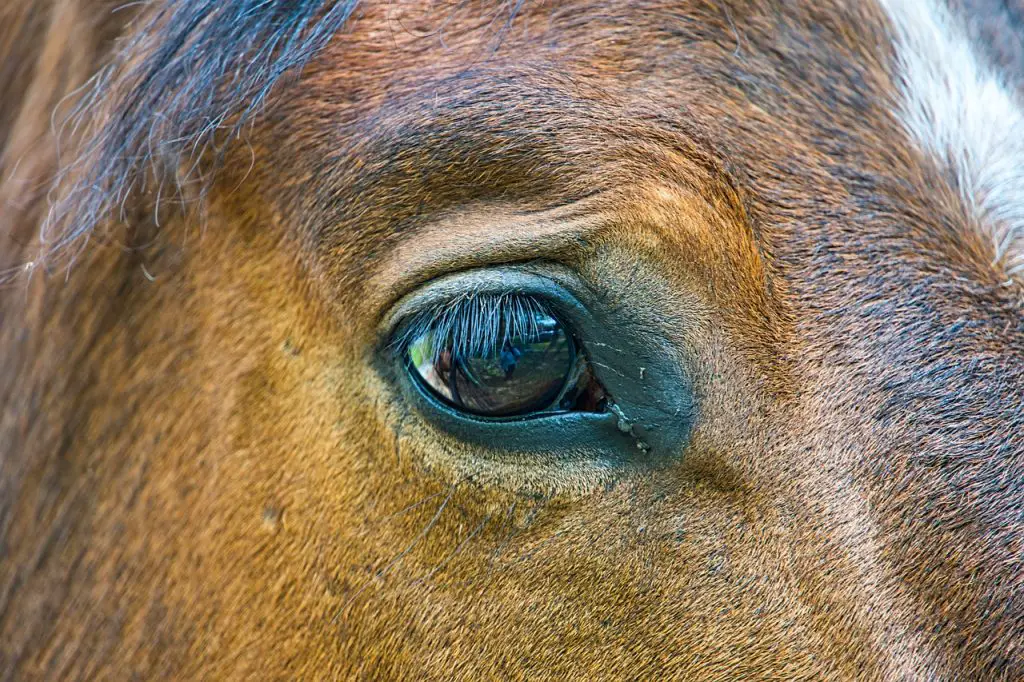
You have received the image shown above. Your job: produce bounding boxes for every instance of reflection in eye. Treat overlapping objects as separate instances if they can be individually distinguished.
[403,295,606,418]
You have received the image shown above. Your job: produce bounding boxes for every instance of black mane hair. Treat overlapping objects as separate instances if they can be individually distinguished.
[35,0,360,272]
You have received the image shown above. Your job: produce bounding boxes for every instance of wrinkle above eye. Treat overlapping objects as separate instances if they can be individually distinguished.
[365,201,609,328]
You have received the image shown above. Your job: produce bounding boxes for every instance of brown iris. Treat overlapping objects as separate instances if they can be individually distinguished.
[407,309,579,417]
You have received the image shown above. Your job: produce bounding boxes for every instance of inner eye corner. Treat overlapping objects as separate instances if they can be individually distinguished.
[398,291,608,420]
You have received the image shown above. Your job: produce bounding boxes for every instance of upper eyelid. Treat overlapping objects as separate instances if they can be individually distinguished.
[365,202,608,324]
[377,266,586,344]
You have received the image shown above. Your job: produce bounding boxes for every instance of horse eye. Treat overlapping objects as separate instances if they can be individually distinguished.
[405,303,603,418]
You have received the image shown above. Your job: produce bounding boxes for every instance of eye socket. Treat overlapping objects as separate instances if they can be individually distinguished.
[402,294,606,418]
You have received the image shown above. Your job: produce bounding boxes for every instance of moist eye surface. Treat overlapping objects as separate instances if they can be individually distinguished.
[402,293,604,418]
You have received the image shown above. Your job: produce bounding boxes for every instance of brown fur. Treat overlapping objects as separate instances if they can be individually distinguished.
[1,1,1022,679]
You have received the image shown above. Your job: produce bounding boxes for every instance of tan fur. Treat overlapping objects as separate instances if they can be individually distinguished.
[2,1,1022,680]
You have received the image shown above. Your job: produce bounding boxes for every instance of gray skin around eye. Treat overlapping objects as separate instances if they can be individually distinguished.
[384,268,695,466]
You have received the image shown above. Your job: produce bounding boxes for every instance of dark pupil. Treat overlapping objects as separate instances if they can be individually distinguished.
[407,310,575,417]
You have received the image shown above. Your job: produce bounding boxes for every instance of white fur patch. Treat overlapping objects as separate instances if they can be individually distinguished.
[878,0,1024,280]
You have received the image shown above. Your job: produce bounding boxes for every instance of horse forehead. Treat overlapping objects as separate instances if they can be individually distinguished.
[297,0,1024,287]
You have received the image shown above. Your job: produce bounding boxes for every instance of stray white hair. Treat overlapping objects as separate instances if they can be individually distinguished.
[879,0,1024,282]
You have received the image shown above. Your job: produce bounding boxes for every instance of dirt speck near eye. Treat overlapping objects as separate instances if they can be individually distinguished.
[608,402,652,452]
[262,505,283,531]
[282,338,301,356]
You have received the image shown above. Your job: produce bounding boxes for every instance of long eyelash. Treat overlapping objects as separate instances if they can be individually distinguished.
[397,293,551,364]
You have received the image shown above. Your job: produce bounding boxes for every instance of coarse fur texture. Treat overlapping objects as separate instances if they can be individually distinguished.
[1,1,1022,680]
[881,0,1024,277]
[3,0,361,276]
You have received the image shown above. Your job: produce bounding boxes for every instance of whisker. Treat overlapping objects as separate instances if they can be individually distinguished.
[377,489,445,523]
[415,513,492,585]
[336,481,460,617]
[486,503,544,576]
[485,501,518,573]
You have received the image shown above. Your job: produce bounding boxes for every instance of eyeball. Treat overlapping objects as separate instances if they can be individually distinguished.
[403,295,605,418]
